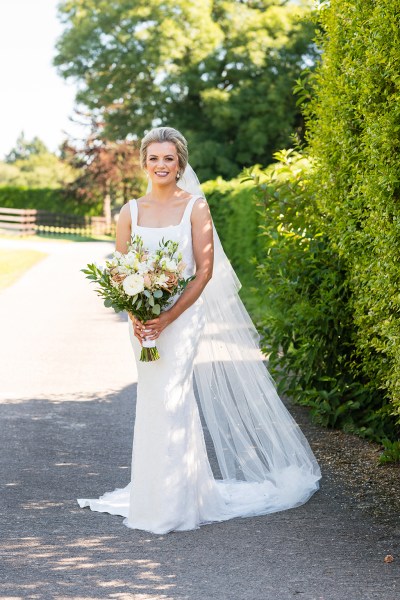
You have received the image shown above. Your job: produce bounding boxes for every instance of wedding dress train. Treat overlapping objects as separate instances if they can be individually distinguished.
[78,195,321,534]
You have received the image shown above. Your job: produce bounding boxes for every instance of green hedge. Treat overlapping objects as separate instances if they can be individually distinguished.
[203,175,265,316]
[205,147,398,445]
[0,186,102,216]
[304,0,400,436]
[250,150,396,442]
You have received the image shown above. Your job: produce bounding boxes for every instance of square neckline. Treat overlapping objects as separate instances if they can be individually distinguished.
[134,195,197,229]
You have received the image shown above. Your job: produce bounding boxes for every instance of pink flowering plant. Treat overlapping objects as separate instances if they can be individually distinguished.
[82,234,194,361]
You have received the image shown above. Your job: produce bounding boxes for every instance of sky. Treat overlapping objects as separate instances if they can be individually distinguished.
[0,0,82,160]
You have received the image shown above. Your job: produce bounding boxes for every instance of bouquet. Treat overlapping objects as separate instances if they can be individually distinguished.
[82,234,194,361]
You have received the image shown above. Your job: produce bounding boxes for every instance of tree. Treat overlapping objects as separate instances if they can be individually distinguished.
[5,132,48,163]
[62,121,144,225]
[54,0,316,179]
[0,133,78,189]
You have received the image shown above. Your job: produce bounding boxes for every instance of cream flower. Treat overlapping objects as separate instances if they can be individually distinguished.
[155,273,169,286]
[123,253,139,269]
[162,258,177,271]
[122,273,145,296]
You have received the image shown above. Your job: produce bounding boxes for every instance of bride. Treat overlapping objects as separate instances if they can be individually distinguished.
[78,126,321,534]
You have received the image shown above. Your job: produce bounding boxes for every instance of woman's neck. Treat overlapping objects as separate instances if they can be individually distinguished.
[148,182,185,203]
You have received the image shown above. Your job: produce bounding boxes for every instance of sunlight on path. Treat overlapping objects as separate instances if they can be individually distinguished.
[0,239,137,402]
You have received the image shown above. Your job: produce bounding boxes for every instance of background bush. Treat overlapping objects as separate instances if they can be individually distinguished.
[0,187,102,216]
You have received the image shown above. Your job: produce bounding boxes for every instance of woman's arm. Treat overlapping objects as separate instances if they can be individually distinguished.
[140,198,214,341]
[168,197,214,320]
[115,203,132,254]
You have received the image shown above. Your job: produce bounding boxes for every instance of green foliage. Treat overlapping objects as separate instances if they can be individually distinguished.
[54,0,317,179]
[248,149,396,441]
[5,132,48,163]
[0,186,102,216]
[379,439,400,464]
[1,132,79,189]
[0,154,78,189]
[203,173,265,316]
[304,0,400,437]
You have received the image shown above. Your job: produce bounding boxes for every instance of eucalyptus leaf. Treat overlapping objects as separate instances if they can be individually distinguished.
[152,304,161,315]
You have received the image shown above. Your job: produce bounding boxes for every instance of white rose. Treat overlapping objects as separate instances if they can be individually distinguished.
[122,274,145,296]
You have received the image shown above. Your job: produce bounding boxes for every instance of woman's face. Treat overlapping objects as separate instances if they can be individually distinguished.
[145,142,180,186]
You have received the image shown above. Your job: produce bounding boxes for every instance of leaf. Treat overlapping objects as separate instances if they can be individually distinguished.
[152,304,161,315]
[153,289,163,298]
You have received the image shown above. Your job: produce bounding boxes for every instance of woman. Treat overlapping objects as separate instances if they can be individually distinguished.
[78,126,321,534]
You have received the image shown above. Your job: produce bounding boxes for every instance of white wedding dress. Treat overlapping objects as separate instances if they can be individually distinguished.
[78,195,321,534]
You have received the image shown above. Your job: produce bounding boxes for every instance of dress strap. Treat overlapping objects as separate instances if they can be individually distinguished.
[182,195,202,224]
[129,199,138,227]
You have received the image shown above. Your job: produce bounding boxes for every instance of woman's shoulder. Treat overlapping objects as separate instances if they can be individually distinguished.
[191,195,211,223]
[191,194,209,209]
[118,199,137,223]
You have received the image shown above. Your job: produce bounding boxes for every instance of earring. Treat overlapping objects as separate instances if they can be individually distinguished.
[176,171,181,180]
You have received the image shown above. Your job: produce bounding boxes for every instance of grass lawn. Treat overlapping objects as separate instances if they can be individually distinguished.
[0,249,47,291]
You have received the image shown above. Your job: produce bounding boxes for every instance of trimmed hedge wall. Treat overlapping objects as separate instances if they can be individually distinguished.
[203,175,265,316]
[0,186,102,216]
[304,0,400,433]
[205,148,398,446]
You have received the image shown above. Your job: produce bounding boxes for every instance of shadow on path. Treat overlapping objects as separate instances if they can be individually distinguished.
[1,384,399,600]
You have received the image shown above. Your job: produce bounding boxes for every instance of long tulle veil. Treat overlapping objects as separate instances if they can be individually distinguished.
[148,164,321,507]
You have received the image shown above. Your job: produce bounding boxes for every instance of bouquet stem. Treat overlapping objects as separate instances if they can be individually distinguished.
[140,346,160,361]
[140,337,160,362]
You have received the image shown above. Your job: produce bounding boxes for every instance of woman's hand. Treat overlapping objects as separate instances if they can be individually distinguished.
[128,313,145,345]
[142,310,174,340]
[128,311,174,344]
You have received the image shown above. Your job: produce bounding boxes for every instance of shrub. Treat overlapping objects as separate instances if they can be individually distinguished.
[304,0,400,436]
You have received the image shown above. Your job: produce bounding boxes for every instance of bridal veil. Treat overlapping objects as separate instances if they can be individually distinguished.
[148,164,321,510]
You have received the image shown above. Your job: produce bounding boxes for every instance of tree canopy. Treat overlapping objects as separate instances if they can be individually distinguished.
[5,132,49,164]
[0,133,78,189]
[54,0,316,180]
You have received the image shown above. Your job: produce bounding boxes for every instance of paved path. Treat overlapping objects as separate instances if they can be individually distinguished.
[0,239,398,600]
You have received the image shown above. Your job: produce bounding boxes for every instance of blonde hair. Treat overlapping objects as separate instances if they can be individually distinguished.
[140,126,188,177]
